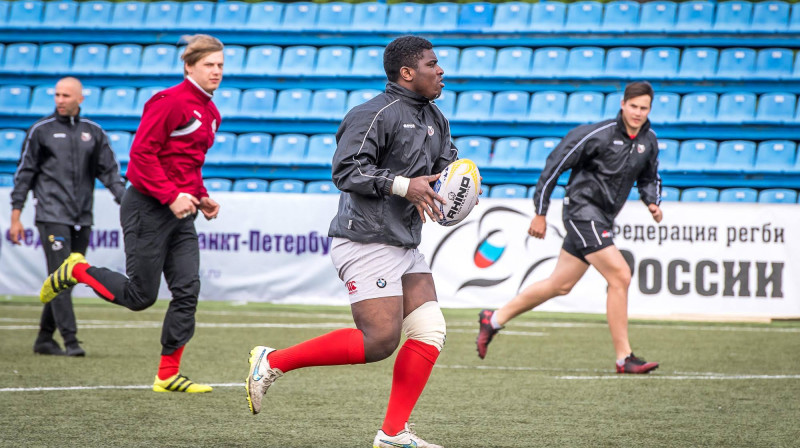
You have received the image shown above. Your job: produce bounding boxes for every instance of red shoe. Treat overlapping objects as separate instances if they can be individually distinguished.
[476,309,500,359]
[616,353,659,374]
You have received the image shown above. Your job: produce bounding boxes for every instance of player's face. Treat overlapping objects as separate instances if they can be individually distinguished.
[186,51,224,94]
[620,94,652,134]
[54,80,83,117]
[409,49,445,101]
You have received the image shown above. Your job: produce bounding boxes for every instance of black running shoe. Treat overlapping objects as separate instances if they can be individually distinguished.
[616,353,659,374]
[33,340,66,356]
[476,309,500,359]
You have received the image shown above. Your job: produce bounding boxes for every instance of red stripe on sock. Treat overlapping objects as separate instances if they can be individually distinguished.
[158,345,185,380]
[381,340,441,436]
[72,263,115,301]
[267,328,365,373]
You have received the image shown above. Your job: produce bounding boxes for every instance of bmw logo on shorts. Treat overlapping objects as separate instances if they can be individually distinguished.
[376,278,387,288]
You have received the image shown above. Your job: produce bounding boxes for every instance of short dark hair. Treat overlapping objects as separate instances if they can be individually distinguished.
[383,36,433,82]
[623,81,654,102]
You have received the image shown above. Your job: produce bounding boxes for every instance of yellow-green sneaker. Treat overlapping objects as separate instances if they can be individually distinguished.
[40,252,86,303]
[153,373,212,393]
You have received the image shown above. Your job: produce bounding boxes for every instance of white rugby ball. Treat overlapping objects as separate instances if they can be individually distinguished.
[433,159,481,226]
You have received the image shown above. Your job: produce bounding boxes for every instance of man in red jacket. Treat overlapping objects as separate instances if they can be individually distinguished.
[39,34,223,393]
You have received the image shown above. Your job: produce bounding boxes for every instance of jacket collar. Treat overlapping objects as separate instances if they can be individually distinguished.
[185,76,213,102]
[385,82,431,109]
[54,109,81,126]
[615,111,651,140]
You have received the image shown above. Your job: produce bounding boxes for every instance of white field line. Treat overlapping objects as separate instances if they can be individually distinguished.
[436,364,800,380]
[0,322,352,330]
[0,383,244,393]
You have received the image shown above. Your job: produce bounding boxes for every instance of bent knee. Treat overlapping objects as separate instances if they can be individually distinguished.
[402,302,447,351]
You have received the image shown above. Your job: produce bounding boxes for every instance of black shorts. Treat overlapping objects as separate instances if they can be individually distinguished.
[562,219,615,264]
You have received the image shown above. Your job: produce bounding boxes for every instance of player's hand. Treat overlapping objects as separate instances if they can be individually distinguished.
[528,214,547,239]
[406,173,445,223]
[9,220,24,245]
[648,203,663,223]
[169,192,199,219]
[199,196,220,220]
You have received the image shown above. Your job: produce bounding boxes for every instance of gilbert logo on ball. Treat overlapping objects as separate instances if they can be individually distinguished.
[433,159,481,226]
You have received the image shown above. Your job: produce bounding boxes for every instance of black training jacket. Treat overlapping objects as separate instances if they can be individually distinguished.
[11,110,126,226]
[329,82,459,248]
[532,112,661,224]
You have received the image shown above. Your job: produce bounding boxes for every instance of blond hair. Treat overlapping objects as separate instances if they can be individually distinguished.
[180,34,223,76]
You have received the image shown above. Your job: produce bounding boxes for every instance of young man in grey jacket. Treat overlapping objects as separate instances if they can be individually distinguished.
[246,36,456,448]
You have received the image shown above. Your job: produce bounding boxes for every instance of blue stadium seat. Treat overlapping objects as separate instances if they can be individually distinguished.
[527,137,560,168]
[274,89,311,117]
[143,1,180,28]
[550,185,567,199]
[270,134,308,163]
[306,134,336,165]
[490,137,529,167]
[490,184,527,198]
[602,1,640,31]
[660,186,680,201]
[647,93,680,123]
[716,48,756,79]
[640,47,680,78]
[0,129,25,161]
[459,2,494,29]
[565,92,604,122]
[346,89,381,111]
[605,47,642,76]
[433,90,455,117]
[310,89,346,118]
[107,131,132,164]
[305,180,339,194]
[244,45,282,75]
[679,48,718,78]
[639,1,677,31]
[492,2,531,31]
[106,44,141,74]
[134,86,165,113]
[455,91,492,120]
[530,1,566,31]
[222,45,246,75]
[678,92,718,123]
[628,188,640,201]
[0,1,8,23]
[603,91,623,119]
[681,187,719,202]
[755,140,796,172]
[719,187,757,203]
[657,139,679,170]
[459,47,496,76]
[434,47,460,76]
[4,43,37,71]
[454,136,492,166]
[314,46,352,75]
[178,1,213,27]
[758,188,797,204]
[529,91,566,122]
[795,52,800,77]
[317,2,353,30]
[532,47,568,77]
[110,1,145,27]
[270,179,305,194]
[756,93,796,123]
[99,87,136,116]
[386,3,423,31]
[75,0,114,27]
[279,46,317,75]
[204,178,232,192]
[206,132,236,164]
[495,47,532,77]
[350,46,384,76]
[214,87,241,116]
[245,2,283,29]
[240,88,276,117]
[233,179,269,192]
[565,47,605,77]
[140,44,176,74]
[351,2,387,30]
[79,86,101,114]
[751,1,790,31]
[282,2,318,30]
[712,140,755,172]
[675,0,714,31]
[716,92,756,122]
[423,2,458,30]
[756,48,793,79]
[213,1,248,28]
[235,133,272,163]
[491,91,529,120]
[564,1,603,31]
[713,0,752,31]
[36,43,72,72]
[0,86,30,112]
[677,139,718,170]
[29,85,54,114]
[9,0,42,25]
[43,1,77,25]
[72,43,108,73]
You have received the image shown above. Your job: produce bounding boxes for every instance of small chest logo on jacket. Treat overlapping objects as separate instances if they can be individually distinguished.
[637,144,646,153]
[81,132,91,142]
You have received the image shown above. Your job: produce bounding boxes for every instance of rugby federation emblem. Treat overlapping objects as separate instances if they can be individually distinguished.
[432,158,481,226]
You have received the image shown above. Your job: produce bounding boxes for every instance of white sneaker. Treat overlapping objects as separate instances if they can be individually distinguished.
[373,423,443,448]
[245,346,283,415]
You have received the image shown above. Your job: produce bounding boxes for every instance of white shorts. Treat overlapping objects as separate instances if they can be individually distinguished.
[330,237,432,303]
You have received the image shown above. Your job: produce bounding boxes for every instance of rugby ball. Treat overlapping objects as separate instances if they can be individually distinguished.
[433,159,481,226]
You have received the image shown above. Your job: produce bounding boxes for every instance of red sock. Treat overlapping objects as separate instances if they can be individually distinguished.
[267,328,365,373]
[72,263,115,301]
[381,339,441,436]
[157,345,185,380]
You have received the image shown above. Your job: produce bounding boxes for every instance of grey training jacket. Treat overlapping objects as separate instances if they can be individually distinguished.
[328,82,458,248]
[11,110,126,226]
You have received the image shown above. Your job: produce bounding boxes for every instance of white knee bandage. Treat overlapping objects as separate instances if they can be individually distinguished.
[402,301,447,351]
